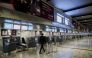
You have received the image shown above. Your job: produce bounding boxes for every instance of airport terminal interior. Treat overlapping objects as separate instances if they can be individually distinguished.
[0,0,92,58]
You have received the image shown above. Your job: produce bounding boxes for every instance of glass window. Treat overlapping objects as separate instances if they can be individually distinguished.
[52,28,55,32]
[64,29,66,33]
[68,30,72,33]
[46,25,49,28]
[29,23,33,25]
[14,24,20,29]
[46,28,51,32]
[60,28,64,32]
[21,25,28,30]
[28,26,33,30]
[65,18,69,25]
[51,27,55,32]
[36,25,40,29]
[14,21,21,24]
[4,23,13,29]
[5,19,13,23]
[46,28,49,31]
[57,15,62,23]
[55,29,57,32]
[57,13,63,23]
[45,26,51,32]
[22,21,28,25]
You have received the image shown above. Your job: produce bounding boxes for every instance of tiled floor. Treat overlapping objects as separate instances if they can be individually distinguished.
[1,37,92,58]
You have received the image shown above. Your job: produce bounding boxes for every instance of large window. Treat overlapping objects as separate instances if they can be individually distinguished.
[45,26,51,32]
[4,23,13,29]
[65,18,69,25]
[14,24,21,30]
[28,23,33,25]
[21,25,28,30]
[57,15,62,23]
[54,28,57,32]
[28,25,33,30]
[4,19,13,23]
[14,21,21,24]
[51,29,54,32]
[68,30,72,33]
[60,28,65,32]
[46,28,50,31]
[22,21,28,25]
[28,22,33,30]
[56,13,63,23]
[51,27,57,32]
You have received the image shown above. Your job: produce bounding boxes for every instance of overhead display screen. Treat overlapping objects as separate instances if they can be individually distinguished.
[40,1,54,21]
[0,0,54,21]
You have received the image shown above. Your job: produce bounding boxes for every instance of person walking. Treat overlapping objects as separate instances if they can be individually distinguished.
[38,33,46,54]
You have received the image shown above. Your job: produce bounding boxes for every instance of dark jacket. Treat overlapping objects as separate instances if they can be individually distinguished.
[38,36,46,44]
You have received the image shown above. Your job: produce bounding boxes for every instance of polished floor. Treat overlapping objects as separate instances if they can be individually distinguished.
[1,37,92,58]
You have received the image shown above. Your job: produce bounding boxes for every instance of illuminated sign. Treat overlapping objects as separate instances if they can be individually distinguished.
[40,1,54,21]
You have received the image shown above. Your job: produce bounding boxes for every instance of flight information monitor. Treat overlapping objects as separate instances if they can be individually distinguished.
[0,0,54,21]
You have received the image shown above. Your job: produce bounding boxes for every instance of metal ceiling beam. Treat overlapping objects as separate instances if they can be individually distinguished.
[79,20,92,22]
[77,18,92,21]
[80,21,91,23]
[72,13,92,18]
[72,17,92,21]
[82,24,92,27]
[81,22,92,24]
[81,21,92,24]
[83,23,92,25]
[64,3,92,12]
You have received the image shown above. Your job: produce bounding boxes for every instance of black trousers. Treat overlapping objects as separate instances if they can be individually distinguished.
[39,44,45,53]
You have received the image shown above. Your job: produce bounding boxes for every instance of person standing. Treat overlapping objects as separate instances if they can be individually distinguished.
[38,33,46,54]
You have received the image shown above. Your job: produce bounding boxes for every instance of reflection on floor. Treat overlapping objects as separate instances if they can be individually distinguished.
[1,37,92,58]
[62,37,92,50]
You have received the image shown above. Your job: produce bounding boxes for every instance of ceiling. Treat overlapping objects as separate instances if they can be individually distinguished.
[51,0,92,29]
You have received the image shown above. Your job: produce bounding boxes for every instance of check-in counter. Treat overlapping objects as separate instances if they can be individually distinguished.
[27,37,37,48]
[0,37,3,53]
[2,36,20,53]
